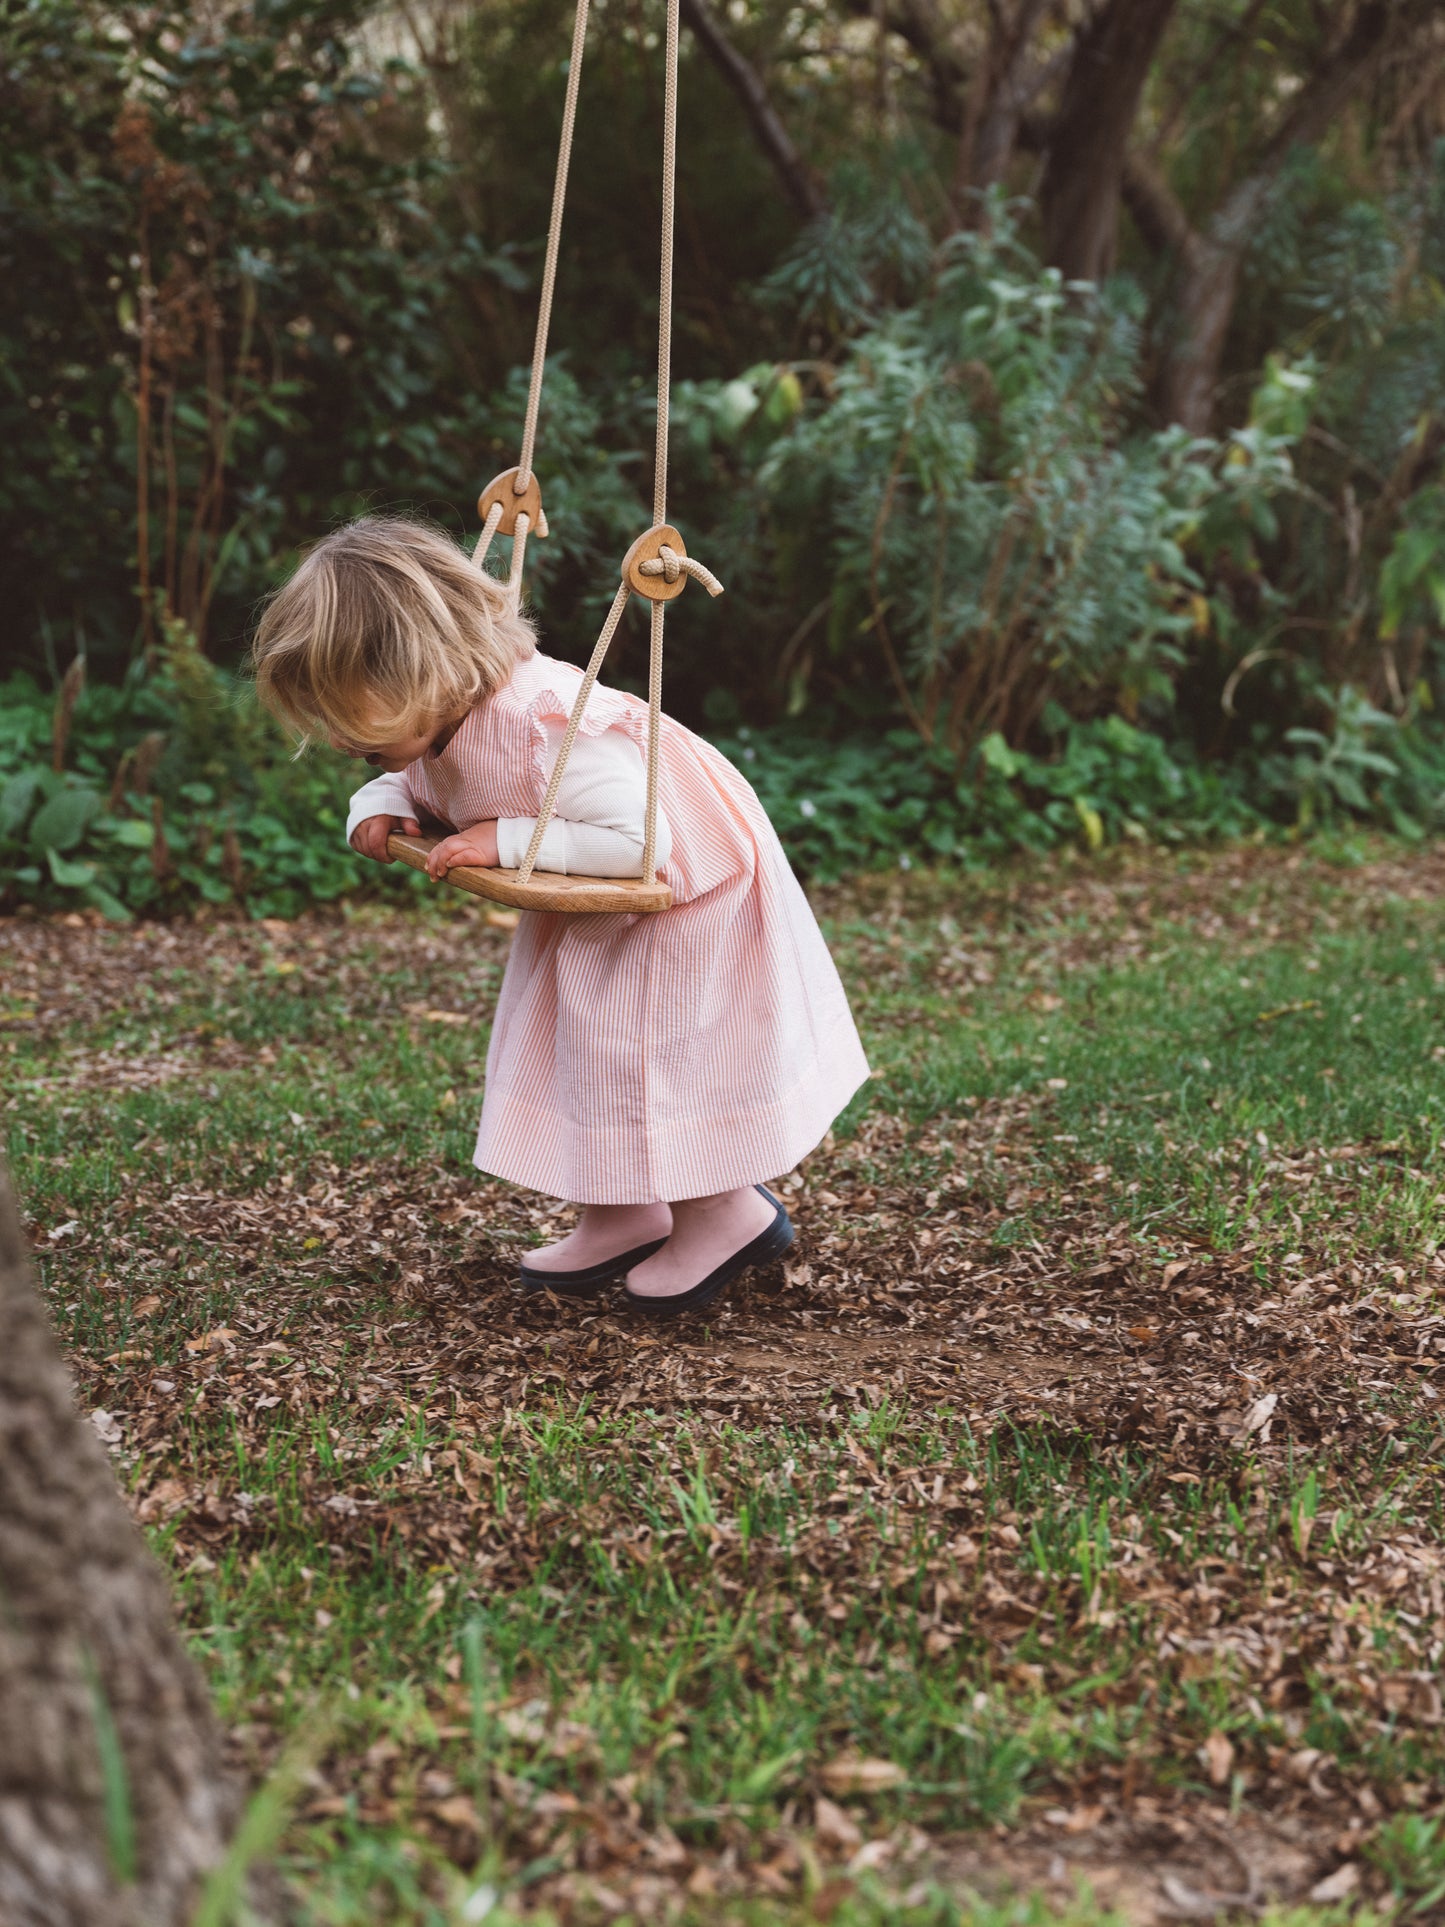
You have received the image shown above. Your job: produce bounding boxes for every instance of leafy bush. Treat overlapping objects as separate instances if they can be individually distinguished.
[712,714,1266,880]
[5,642,1445,922]
[0,637,422,921]
[676,207,1300,755]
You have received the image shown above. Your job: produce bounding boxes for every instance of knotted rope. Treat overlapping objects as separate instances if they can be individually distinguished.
[513,0,722,894]
[474,0,592,580]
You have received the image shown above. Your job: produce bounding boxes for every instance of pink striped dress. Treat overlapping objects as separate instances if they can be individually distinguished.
[403,651,870,1204]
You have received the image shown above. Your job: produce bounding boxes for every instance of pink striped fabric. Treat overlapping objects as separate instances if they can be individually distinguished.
[403,651,870,1204]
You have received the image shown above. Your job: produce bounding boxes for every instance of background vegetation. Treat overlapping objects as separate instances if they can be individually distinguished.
[5,0,1445,916]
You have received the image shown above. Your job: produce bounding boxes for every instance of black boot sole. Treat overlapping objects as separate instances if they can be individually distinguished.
[520,1236,667,1298]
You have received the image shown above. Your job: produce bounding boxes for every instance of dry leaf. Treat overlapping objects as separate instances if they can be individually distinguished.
[1309,1863,1360,1903]
[1200,1729,1234,1787]
[1239,1391,1278,1440]
[848,1839,894,1873]
[819,1757,906,1795]
[812,1796,861,1852]
[433,1794,482,1832]
[184,1327,237,1354]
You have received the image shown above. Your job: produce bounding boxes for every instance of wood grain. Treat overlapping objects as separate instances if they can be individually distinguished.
[477,466,547,538]
[621,523,689,601]
[386,833,673,915]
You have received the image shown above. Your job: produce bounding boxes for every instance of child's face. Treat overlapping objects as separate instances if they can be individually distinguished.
[327,701,447,774]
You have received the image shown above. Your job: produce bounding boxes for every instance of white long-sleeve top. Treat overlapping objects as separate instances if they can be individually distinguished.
[344,721,672,878]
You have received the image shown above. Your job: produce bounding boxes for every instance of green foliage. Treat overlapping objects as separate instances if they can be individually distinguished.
[7,636,1445,922]
[0,642,420,920]
[6,0,1445,881]
[685,208,1299,756]
[0,0,517,669]
[1366,1812,1445,1917]
[713,715,1268,879]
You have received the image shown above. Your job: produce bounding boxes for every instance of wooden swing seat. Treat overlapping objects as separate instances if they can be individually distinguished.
[387,832,673,915]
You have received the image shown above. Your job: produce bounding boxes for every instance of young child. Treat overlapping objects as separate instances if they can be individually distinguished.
[252,516,869,1314]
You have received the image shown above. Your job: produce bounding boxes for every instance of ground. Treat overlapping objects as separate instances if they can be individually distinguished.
[4,842,1445,1925]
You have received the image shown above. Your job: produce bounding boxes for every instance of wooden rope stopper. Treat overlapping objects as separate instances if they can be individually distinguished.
[477,467,549,540]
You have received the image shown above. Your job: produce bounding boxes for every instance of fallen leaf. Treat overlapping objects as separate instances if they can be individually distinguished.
[1239,1391,1278,1440]
[184,1328,237,1354]
[1200,1729,1234,1787]
[820,1757,906,1795]
[848,1839,894,1873]
[1309,1864,1360,1904]
[433,1794,481,1832]
[812,1796,861,1853]
[1159,1873,1229,1919]
[135,1477,190,1523]
[90,1409,122,1444]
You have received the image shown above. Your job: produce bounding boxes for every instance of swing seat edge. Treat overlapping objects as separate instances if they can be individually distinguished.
[385,833,672,915]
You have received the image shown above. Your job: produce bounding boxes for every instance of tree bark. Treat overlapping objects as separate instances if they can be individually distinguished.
[0,1165,240,1926]
[1037,0,1180,282]
[680,0,827,221]
[1133,0,1443,427]
[953,0,1062,218]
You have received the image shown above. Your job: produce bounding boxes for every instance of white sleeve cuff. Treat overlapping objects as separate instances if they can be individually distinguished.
[345,772,416,845]
[496,815,572,873]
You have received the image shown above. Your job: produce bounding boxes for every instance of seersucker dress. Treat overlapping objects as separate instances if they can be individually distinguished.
[402,650,870,1205]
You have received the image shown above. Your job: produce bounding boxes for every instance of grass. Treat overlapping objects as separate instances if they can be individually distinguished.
[4,840,1445,1921]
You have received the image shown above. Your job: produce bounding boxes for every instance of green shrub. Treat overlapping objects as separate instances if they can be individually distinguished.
[0,638,421,921]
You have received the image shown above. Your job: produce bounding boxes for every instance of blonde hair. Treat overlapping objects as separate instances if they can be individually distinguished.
[251,516,535,742]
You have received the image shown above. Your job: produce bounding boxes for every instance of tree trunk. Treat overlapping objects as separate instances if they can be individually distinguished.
[1152,177,1267,430]
[1038,0,1180,282]
[1131,0,1440,427]
[0,1166,240,1926]
[954,0,1062,217]
[681,0,827,221]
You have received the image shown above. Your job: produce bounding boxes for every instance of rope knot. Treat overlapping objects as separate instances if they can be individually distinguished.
[633,543,726,600]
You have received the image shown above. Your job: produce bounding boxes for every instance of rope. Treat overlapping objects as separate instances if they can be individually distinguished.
[515,580,632,885]
[517,0,592,495]
[638,547,724,597]
[653,0,679,529]
[510,0,706,898]
[643,599,665,882]
[508,513,531,596]
[473,497,505,571]
[638,0,683,886]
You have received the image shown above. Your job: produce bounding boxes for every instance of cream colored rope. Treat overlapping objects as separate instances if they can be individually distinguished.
[641,0,682,885]
[517,0,592,496]
[473,497,505,571]
[513,0,696,895]
[638,546,724,596]
[508,513,531,594]
[516,580,632,884]
[471,0,590,589]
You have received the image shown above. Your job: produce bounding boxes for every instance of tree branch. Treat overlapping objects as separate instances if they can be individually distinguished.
[680,0,827,222]
[1121,149,1199,261]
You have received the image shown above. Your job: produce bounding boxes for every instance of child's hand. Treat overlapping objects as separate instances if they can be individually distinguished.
[351,813,422,863]
[426,824,500,877]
